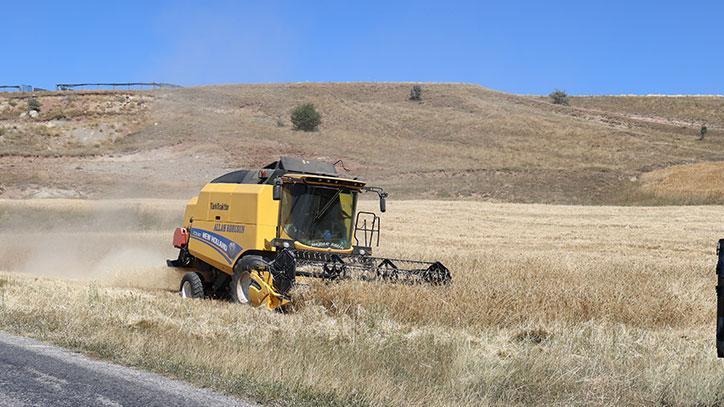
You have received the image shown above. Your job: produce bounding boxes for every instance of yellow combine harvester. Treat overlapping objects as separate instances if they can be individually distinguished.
[168,157,451,310]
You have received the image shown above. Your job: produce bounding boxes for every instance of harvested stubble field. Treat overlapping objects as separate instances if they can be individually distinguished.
[0,199,723,406]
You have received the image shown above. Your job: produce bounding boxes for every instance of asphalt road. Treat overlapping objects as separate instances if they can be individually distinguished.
[0,332,253,407]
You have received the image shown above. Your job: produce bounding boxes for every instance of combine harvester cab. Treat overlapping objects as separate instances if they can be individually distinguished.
[168,157,451,310]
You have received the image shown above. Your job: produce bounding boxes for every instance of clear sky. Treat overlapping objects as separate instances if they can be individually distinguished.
[2,0,722,95]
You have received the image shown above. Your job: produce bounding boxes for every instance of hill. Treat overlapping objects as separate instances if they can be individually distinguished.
[0,198,721,405]
[2,84,724,204]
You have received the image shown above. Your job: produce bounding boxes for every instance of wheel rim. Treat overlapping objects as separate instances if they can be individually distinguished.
[236,272,251,303]
[181,281,192,298]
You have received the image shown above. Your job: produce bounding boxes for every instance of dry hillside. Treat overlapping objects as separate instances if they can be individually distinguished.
[2,84,724,204]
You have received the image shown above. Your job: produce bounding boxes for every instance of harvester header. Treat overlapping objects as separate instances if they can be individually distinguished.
[168,157,451,310]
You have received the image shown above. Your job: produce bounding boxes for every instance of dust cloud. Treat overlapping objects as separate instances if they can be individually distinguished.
[0,199,185,290]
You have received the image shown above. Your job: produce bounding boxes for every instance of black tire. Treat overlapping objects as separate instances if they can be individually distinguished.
[180,272,205,299]
[230,255,266,305]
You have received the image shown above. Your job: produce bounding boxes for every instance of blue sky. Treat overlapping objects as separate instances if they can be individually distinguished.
[2,1,722,95]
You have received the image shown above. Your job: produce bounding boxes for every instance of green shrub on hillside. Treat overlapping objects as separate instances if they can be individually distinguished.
[290,103,321,131]
[699,125,707,140]
[27,97,41,112]
[409,85,422,101]
[549,90,569,106]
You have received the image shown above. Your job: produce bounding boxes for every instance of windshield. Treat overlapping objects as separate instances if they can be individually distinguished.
[279,183,357,249]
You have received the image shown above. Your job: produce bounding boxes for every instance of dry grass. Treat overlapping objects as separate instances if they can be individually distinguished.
[637,161,724,204]
[0,199,723,405]
[571,95,724,129]
[0,92,150,157]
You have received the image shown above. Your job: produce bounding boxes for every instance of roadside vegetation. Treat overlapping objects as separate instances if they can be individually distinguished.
[0,199,722,406]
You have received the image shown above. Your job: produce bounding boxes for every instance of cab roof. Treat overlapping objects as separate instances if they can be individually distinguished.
[283,173,366,189]
[210,157,362,186]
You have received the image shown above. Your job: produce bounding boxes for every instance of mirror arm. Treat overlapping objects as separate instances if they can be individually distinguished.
[362,186,388,213]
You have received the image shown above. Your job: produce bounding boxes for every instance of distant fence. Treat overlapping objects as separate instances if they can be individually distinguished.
[0,85,35,92]
[55,82,181,91]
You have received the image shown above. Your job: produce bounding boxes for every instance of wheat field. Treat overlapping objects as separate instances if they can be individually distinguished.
[0,199,723,406]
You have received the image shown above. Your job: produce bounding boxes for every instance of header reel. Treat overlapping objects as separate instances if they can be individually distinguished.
[242,247,451,309]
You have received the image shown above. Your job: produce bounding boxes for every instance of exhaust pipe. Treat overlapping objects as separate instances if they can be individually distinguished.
[717,240,724,358]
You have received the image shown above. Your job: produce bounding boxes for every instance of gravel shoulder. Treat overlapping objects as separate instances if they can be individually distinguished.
[0,331,253,407]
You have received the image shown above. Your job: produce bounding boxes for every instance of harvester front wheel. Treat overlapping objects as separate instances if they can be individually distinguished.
[180,272,204,299]
[231,255,265,305]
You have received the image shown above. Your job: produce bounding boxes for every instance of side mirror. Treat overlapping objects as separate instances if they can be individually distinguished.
[273,180,282,200]
[363,186,388,213]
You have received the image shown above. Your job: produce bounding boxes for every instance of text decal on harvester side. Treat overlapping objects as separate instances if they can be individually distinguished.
[189,228,242,263]
[210,202,229,210]
[213,224,245,233]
